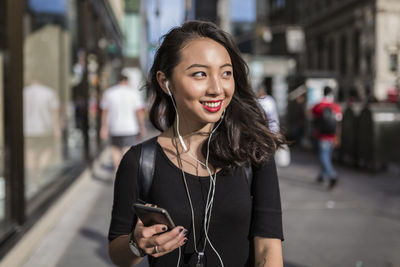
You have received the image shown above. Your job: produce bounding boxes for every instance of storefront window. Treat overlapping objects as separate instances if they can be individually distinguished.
[23,14,83,201]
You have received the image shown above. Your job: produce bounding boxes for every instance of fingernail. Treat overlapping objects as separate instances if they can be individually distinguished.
[183,238,188,244]
[179,227,184,233]
[161,226,167,231]
[183,229,188,236]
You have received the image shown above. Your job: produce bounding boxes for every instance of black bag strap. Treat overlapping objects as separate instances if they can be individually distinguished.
[243,161,253,195]
[138,136,158,202]
[138,136,253,200]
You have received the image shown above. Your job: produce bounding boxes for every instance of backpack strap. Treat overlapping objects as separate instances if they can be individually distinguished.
[138,136,158,202]
[243,161,253,195]
[138,136,254,200]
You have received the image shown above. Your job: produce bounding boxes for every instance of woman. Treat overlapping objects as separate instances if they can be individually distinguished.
[108,21,285,267]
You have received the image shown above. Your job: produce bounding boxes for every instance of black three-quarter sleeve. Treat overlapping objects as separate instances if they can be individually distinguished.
[250,157,284,240]
[108,145,141,241]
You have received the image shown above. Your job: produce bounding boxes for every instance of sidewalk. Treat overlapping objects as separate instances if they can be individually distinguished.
[4,145,400,267]
[19,147,150,267]
[279,147,400,267]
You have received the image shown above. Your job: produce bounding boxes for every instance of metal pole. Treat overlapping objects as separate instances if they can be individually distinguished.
[5,0,25,224]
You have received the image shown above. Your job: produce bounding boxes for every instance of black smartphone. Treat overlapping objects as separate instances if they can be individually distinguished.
[133,203,176,230]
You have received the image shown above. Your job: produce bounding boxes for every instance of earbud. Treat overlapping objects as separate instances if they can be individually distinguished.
[165,81,172,96]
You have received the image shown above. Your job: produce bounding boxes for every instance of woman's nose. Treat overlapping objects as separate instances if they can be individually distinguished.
[206,76,222,95]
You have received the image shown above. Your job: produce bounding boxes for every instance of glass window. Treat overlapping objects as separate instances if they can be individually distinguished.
[389,53,398,72]
[23,10,83,203]
[317,36,325,70]
[328,39,335,71]
[365,51,372,74]
[340,34,348,75]
[271,0,286,10]
[24,24,64,199]
[277,0,286,8]
[307,43,314,69]
[353,30,360,74]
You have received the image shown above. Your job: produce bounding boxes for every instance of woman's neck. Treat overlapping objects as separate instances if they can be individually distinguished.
[166,121,213,154]
[158,121,218,175]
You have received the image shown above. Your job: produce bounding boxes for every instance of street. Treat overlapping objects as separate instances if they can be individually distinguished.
[23,146,400,267]
[280,148,400,267]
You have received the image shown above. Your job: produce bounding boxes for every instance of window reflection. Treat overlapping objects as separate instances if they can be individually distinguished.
[23,22,83,201]
[24,80,61,198]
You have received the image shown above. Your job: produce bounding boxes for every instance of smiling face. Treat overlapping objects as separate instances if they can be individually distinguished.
[166,37,235,132]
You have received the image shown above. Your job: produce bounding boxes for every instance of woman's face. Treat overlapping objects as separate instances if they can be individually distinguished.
[169,37,235,130]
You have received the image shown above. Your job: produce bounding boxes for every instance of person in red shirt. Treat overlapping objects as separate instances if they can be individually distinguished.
[311,86,342,189]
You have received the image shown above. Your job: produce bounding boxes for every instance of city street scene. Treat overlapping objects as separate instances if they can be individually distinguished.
[0,0,399,267]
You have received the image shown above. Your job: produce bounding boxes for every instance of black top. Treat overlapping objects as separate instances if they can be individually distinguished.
[108,140,283,267]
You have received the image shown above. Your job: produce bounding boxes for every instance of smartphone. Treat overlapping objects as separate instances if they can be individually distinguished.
[133,203,176,230]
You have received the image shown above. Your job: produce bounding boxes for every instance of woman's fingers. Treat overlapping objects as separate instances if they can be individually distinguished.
[153,226,187,247]
[141,223,168,238]
[136,218,144,228]
[142,226,187,257]
[134,219,168,251]
[152,229,188,257]
[133,206,187,257]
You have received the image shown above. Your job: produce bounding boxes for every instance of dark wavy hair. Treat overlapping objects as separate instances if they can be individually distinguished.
[147,20,285,169]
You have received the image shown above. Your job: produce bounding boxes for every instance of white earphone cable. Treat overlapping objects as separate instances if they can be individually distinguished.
[167,83,224,266]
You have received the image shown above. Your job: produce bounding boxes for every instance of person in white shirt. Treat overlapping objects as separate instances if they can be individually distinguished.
[257,84,291,167]
[24,81,61,189]
[100,74,146,169]
[257,85,280,133]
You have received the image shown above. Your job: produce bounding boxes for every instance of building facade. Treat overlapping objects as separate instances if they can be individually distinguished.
[262,0,400,102]
[299,0,400,101]
[255,0,303,56]
[0,0,124,257]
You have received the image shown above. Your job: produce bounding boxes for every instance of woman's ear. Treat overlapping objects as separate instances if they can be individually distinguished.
[156,71,170,95]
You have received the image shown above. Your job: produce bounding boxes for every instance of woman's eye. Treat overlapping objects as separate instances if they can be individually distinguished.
[222,71,232,77]
[193,72,206,77]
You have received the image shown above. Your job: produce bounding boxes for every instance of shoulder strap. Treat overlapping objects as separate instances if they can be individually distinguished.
[138,136,158,202]
[243,161,253,193]
[138,137,254,200]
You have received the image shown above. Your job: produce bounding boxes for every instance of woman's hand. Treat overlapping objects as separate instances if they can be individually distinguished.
[133,218,187,258]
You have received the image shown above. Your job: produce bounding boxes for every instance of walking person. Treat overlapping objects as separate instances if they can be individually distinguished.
[108,21,285,267]
[24,80,61,191]
[100,74,146,170]
[257,83,280,134]
[311,86,342,189]
[257,83,290,167]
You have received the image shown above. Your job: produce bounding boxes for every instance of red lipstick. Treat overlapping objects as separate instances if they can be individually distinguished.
[201,100,222,113]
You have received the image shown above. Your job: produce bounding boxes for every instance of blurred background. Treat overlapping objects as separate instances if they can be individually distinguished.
[0,0,399,266]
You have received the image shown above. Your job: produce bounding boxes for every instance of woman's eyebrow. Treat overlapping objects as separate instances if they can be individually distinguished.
[186,63,232,70]
[220,63,233,68]
[186,64,208,70]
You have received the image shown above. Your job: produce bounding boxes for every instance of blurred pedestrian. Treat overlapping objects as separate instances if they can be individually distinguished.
[293,93,307,146]
[311,86,342,189]
[24,80,61,191]
[100,74,146,170]
[108,21,285,267]
[288,85,307,147]
[257,84,290,167]
[257,83,280,133]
